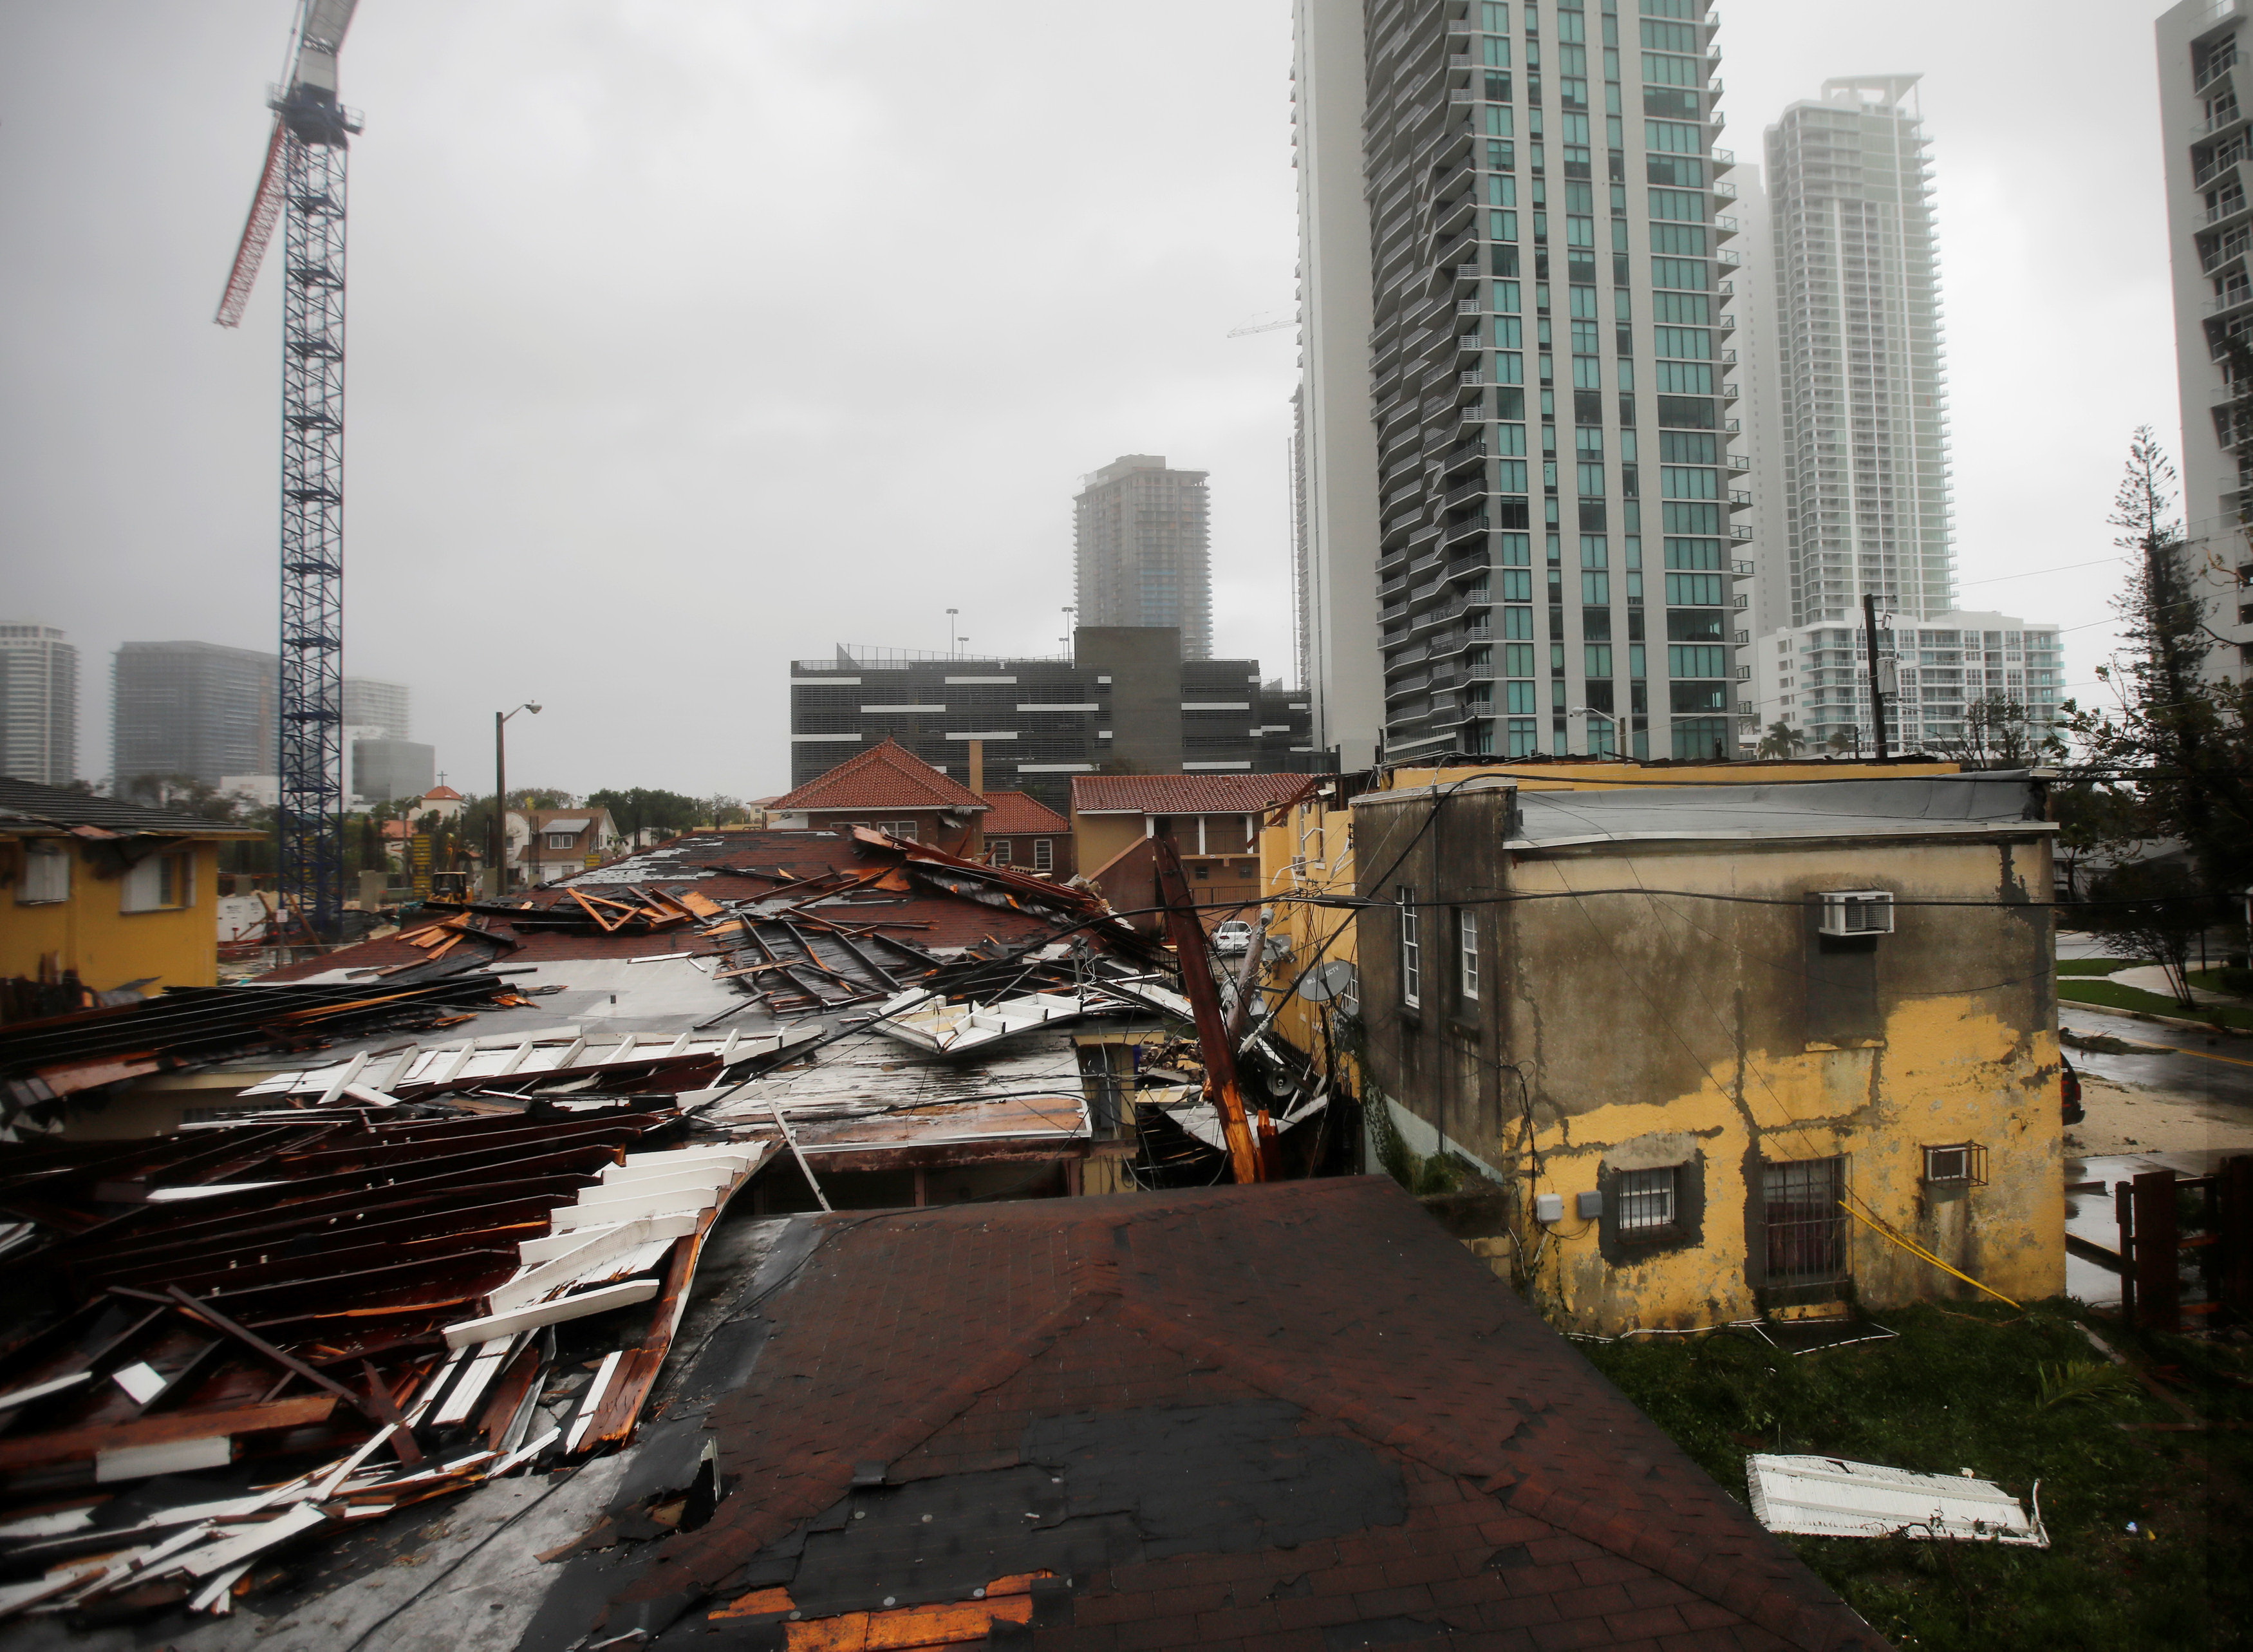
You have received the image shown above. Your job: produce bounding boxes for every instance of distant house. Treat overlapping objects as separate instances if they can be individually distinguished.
[978,790,1072,878]
[505,807,621,887]
[1072,772,1309,923]
[0,776,262,1006]
[767,740,990,859]
[418,785,465,822]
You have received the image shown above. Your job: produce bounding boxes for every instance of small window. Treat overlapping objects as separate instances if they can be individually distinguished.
[1922,1143,1987,1186]
[1818,890,1893,936]
[546,832,575,849]
[1458,908,1481,1001]
[1618,1166,1678,1233]
[121,850,193,913]
[1033,838,1054,872]
[990,840,1012,866]
[17,843,69,905]
[1399,888,1423,1008]
[889,820,918,841]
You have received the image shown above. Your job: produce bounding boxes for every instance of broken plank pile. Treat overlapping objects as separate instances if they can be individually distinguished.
[0,1115,766,1624]
[0,975,519,1131]
[711,915,941,1017]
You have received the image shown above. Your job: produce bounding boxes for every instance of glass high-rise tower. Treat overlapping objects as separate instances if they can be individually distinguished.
[1072,456,1214,661]
[1296,0,1752,762]
[1764,78,1954,627]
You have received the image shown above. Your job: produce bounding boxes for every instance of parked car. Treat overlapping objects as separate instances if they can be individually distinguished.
[1213,920,1253,957]
[2061,1051,2085,1126]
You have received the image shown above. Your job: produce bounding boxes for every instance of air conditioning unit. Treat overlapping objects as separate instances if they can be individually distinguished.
[1818,890,1894,937]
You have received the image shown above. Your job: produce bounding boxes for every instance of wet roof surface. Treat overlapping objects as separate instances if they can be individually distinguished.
[523,1177,1887,1652]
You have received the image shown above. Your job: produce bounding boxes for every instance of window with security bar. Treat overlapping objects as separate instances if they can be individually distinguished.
[1616,1167,1678,1234]
[1762,1156,1849,1293]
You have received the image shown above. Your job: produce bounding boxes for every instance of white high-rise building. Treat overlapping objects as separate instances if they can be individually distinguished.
[342,677,412,741]
[2159,0,2253,683]
[0,623,79,786]
[1751,610,2063,755]
[1072,458,1213,661]
[1763,77,1955,627]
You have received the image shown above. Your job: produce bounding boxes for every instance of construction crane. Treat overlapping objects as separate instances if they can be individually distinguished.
[1226,312,1296,338]
[214,1,363,941]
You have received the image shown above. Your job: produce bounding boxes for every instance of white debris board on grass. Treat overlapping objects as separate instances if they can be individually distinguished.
[1746,1454,2047,1546]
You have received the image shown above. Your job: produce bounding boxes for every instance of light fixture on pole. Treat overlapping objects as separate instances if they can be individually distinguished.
[1567,705,1622,759]
[946,608,960,655]
[491,701,541,896]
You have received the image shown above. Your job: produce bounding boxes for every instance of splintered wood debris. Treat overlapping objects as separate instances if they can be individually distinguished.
[0,1120,769,1622]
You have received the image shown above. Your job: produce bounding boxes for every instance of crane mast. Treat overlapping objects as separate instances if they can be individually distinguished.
[216,1,361,941]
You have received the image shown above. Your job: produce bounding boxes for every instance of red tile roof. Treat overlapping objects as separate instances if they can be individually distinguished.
[977,789,1070,836]
[774,740,988,815]
[553,1178,1885,1651]
[424,785,463,802]
[1071,771,1314,816]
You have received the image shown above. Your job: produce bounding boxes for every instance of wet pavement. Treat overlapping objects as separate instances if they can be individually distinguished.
[2061,1148,2232,1306]
[2059,1004,2253,1108]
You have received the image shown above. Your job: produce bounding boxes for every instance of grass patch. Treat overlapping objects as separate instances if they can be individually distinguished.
[2055,978,2253,1031]
[2187,966,2253,999]
[2057,958,2142,977]
[1580,1301,2252,1651]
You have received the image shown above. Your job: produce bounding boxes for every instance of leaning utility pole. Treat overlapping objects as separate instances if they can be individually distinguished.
[1862,593,1891,762]
[216,1,364,939]
[1150,838,1264,1183]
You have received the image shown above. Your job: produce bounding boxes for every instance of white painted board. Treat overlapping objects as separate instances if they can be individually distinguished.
[1746,1454,2047,1546]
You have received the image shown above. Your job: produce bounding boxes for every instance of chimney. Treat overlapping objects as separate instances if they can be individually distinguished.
[967,738,985,798]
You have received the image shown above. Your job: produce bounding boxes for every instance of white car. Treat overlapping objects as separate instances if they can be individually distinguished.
[1212,920,1253,957]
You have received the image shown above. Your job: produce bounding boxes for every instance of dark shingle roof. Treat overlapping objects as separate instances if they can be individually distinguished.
[542,1178,1888,1651]
[0,776,262,838]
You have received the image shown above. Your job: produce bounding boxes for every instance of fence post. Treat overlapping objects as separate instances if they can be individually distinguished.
[2221,1156,2253,1319]
[2131,1168,2181,1333]
[2117,1180,2137,1325]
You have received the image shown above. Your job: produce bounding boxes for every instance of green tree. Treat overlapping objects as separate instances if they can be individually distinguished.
[2066,429,2253,901]
[1757,720,1804,759]
[588,787,707,841]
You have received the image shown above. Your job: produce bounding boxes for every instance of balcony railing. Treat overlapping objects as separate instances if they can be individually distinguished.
[1729,524,1753,542]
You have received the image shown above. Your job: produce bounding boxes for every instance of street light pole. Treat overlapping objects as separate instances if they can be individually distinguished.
[491,701,541,896]
[1567,705,1622,759]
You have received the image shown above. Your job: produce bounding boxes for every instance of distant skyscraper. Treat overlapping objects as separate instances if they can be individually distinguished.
[342,678,411,740]
[1295,0,1755,763]
[1072,457,1213,659]
[2158,0,2253,682]
[113,641,277,789]
[1764,77,1954,627]
[0,623,79,786]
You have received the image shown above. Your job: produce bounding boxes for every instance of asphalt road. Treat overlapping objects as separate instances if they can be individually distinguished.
[2059,1002,2253,1108]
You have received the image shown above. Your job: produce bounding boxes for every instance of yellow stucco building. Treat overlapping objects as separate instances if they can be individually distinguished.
[1,779,260,1004]
[1257,761,2061,1333]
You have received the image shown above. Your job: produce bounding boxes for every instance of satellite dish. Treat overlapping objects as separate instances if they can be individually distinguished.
[1300,961,1357,1002]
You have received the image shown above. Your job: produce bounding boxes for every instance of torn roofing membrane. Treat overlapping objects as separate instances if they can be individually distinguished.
[519,1179,1887,1652]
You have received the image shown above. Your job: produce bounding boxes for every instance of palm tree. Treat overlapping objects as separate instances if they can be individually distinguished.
[1757,720,1804,760]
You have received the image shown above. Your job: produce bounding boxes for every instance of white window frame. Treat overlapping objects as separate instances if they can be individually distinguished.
[1458,908,1481,1000]
[1399,888,1422,1008]
[545,832,575,850]
[1033,838,1054,872]
[120,850,194,914]
[990,840,1012,866]
[16,842,70,905]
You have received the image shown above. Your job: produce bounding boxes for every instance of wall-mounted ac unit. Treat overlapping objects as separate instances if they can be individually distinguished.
[1818,890,1894,937]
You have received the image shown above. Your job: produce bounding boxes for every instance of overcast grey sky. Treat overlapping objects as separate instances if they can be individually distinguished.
[0,2,2183,797]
